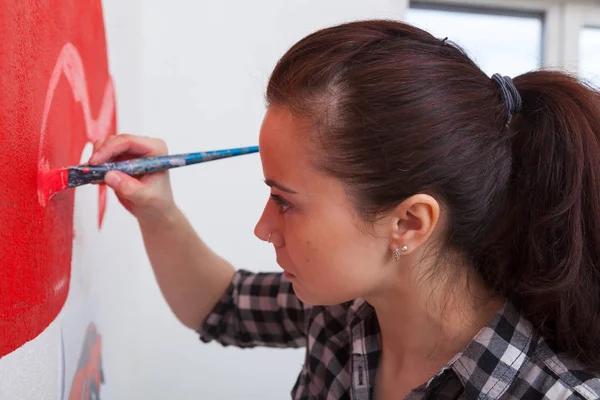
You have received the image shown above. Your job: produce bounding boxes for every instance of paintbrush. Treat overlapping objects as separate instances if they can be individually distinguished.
[38,145,259,205]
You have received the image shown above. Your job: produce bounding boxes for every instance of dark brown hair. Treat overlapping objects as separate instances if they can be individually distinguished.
[266,20,600,368]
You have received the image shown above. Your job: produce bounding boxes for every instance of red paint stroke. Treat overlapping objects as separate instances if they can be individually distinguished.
[68,323,104,400]
[37,42,116,227]
[0,0,116,357]
[39,168,69,206]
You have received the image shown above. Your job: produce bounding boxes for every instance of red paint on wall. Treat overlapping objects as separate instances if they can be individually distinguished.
[0,0,116,356]
[68,323,104,400]
[38,168,69,206]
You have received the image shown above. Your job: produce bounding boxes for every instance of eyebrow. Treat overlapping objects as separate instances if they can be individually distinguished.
[264,179,298,194]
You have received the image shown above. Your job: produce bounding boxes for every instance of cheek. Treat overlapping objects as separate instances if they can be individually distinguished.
[284,213,382,301]
[283,214,328,264]
[284,231,321,270]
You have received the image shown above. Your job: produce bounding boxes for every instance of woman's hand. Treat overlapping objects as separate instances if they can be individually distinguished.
[89,134,176,224]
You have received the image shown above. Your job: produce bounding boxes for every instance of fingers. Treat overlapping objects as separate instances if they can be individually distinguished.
[93,138,106,153]
[104,169,175,222]
[89,138,107,163]
[89,134,168,165]
[93,134,174,221]
[104,171,144,201]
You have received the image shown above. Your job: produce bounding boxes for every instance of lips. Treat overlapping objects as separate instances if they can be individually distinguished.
[276,256,297,279]
[283,271,296,279]
[275,249,296,278]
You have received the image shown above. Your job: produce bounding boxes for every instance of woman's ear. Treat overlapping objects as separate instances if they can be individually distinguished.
[388,194,440,255]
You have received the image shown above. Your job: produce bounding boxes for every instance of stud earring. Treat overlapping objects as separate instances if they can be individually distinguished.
[401,245,409,252]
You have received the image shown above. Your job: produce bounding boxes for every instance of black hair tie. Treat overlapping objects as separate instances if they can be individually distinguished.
[491,73,522,126]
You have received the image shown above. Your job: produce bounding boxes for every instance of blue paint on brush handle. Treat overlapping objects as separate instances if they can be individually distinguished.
[67,146,259,188]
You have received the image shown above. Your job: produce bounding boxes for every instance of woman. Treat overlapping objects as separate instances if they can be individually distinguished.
[90,20,600,399]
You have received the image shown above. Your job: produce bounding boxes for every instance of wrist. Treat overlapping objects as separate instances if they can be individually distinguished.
[137,202,181,230]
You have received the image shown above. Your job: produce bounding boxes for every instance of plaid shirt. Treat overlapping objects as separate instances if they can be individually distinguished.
[198,270,600,399]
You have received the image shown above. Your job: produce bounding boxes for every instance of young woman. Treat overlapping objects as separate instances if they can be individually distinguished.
[90,20,600,399]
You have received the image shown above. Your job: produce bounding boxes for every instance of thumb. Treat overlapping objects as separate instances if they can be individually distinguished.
[104,171,144,200]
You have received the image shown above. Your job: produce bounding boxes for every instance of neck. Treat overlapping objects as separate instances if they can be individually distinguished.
[365,264,503,371]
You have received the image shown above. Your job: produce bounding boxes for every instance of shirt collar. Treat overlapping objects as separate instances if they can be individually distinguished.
[350,298,537,399]
[348,297,373,320]
[442,301,537,399]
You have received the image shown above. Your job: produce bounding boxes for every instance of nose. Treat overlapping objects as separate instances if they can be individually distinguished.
[254,202,284,246]
[254,203,273,242]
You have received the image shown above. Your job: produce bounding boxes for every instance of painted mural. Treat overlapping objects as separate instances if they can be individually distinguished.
[0,0,115,397]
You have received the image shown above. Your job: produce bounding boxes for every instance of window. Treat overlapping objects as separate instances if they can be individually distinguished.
[404,2,544,78]
[579,27,600,88]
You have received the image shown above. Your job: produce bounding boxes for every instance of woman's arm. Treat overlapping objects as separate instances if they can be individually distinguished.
[91,134,307,346]
[137,205,236,330]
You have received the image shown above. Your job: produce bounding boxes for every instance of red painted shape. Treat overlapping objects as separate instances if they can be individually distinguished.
[0,0,116,356]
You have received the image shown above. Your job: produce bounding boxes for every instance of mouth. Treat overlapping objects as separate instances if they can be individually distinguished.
[276,256,296,279]
[283,271,296,279]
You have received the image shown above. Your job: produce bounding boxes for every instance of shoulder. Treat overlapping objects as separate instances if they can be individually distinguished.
[512,337,600,400]
[457,301,600,400]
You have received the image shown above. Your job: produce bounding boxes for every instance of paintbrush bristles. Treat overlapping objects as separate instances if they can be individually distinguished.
[38,168,69,206]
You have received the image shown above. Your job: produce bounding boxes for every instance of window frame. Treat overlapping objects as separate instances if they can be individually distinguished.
[400,0,600,71]
[563,2,600,71]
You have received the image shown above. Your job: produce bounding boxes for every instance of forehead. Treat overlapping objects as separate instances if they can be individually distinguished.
[259,106,363,218]
[258,106,314,176]
[259,106,351,202]
[259,106,310,153]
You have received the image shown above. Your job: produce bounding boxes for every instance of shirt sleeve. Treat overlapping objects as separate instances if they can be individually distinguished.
[197,269,308,348]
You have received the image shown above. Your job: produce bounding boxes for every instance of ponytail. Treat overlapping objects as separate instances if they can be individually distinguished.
[503,70,600,366]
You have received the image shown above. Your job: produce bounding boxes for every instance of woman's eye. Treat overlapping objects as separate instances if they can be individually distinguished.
[270,194,291,213]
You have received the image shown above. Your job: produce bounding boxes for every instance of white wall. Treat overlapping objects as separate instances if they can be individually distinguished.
[0,322,61,399]
[99,1,409,399]
[98,0,600,398]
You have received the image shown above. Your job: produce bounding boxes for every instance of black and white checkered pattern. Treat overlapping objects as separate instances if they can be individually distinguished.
[199,270,600,399]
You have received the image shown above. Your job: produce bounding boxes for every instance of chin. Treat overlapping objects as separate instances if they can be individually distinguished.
[289,282,316,305]
[290,282,349,306]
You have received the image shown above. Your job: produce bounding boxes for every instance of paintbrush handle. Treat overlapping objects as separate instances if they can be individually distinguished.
[67,145,259,188]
